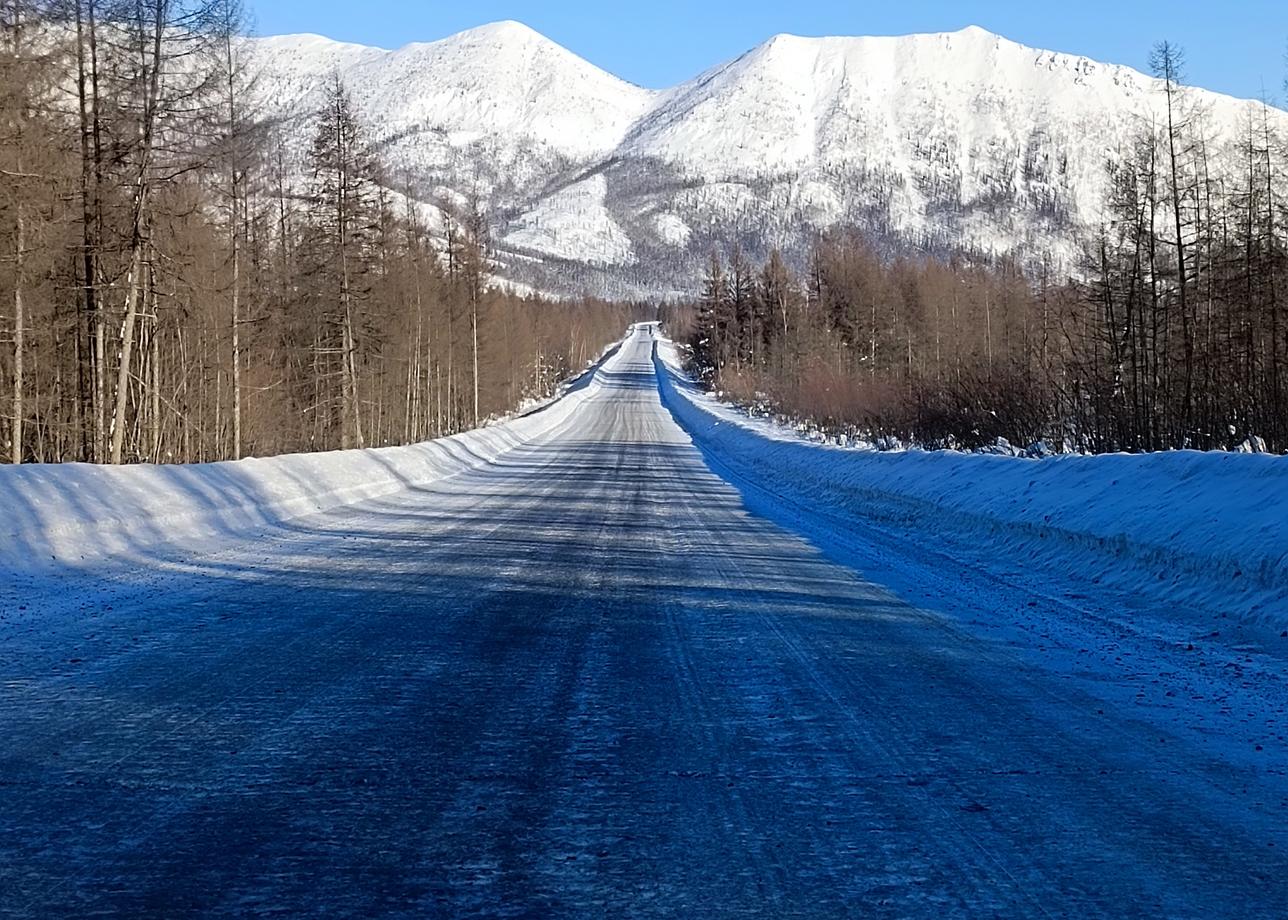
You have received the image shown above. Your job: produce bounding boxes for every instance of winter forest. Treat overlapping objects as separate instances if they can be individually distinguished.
[0,0,636,465]
[676,42,1288,454]
[1,4,1287,463]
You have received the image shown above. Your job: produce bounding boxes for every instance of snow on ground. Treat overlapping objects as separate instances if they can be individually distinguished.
[651,330,1288,801]
[4,325,1288,915]
[0,350,616,584]
[505,173,636,265]
[655,336,1288,643]
[6,326,1284,649]
[651,211,692,246]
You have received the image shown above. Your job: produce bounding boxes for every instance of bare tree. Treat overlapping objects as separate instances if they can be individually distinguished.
[307,74,379,449]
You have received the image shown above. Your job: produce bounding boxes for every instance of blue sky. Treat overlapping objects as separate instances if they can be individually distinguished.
[252,1,1288,102]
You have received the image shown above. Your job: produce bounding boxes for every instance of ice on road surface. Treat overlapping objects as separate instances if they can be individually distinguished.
[2,326,1287,917]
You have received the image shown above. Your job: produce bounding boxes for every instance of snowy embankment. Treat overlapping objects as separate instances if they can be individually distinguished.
[654,339,1288,635]
[0,342,619,578]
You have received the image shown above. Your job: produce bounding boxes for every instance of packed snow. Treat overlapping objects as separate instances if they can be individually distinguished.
[4,325,1288,916]
[655,335,1288,643]
[0,348,618,581]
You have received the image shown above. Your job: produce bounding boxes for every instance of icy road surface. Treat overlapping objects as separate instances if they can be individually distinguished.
[3,326,1287,917]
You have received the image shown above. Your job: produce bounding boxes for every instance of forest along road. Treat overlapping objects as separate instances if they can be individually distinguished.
[2,325,1288,918]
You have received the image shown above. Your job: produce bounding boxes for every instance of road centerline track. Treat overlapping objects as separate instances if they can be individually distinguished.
[2,326,1287,917]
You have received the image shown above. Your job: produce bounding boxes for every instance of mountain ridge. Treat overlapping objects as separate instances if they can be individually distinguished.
[253,22,1288,298]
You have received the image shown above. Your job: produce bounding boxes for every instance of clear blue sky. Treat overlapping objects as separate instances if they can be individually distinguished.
[252,0,1288,102]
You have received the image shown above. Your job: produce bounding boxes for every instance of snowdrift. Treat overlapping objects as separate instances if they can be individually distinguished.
[655,340,1288,633]
[0,345,616,577]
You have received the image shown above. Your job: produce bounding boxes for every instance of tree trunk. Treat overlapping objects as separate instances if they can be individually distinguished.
[149,272,160,461]
[1161,63,1193,441]
[471,286,480,428]
[74,0,101,462]
[11,199,23,464]
[109,2,164,465]
[224,29,243,460]
[110,234,148,464]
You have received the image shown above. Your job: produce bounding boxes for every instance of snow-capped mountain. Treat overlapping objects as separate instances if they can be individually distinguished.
[257,22,655,201]
[253,22,1288,297]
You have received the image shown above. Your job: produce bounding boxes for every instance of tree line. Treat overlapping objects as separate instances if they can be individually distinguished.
[0,1,636,465]
[676,43,1288,454]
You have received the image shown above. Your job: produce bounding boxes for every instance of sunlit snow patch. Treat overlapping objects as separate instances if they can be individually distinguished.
[505,174,635,266]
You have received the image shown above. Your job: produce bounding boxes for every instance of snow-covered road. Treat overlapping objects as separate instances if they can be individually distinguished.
[3,326,1287,917]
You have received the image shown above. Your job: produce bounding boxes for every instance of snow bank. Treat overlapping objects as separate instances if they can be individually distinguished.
[654,339,1288,633]
[0,344,617,577]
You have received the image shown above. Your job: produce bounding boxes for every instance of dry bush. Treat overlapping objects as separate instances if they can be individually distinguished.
[914,367,1053,450]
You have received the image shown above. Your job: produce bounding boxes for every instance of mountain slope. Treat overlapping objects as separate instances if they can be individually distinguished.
[252,23,1288,297]
[259,22,656,201]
